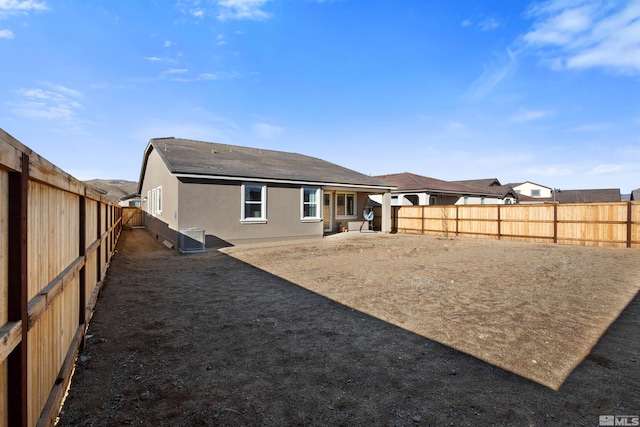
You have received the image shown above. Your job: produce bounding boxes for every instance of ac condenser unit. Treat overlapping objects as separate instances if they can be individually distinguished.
[179,227,205,253]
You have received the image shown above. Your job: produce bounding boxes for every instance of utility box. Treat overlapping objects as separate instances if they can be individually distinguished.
[179,227,205,253]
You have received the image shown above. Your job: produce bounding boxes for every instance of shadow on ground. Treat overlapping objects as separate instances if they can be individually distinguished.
[57,229,640,427]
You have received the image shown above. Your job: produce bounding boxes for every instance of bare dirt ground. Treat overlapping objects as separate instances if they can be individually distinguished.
[57,228,640,426]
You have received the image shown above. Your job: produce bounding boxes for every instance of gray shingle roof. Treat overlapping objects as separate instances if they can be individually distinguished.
[143,137,395,189]
[453,178,502,188]
[375,172,503,196]
[554,188,621,203]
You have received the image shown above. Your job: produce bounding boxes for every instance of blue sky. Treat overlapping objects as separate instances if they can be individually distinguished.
[1,0,639,193]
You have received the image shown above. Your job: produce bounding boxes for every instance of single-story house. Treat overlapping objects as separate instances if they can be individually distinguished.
[119,193,141,207]
[456,178,622,203]
[137,137,395,248]
[553,188,621,203]
[372,172,518,206]
[453,178,522,203]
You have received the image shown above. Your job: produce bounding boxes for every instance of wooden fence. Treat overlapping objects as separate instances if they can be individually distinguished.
[0,129,122,427]
[122,206,145,228]
[391,202,640,248]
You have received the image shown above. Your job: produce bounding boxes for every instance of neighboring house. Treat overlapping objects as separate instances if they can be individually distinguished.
[119,194,141,207]
[632,189,640,201]
[372,172,518,206]
[460,180,555,204]
[453,178,520,203]
[508,181,554,199]
[137,137,395,248]
[554,188,621,203]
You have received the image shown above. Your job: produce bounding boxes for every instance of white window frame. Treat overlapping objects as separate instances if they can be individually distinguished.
[241,184,267,223]
[151,188,156,216]
[335,192,356,218]
[301,187,321,222]
[155,186,163,215]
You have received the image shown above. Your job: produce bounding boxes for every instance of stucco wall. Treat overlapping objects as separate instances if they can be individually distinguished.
[140,148,180,245]
[177,179,325,245]
[514,182,552,198]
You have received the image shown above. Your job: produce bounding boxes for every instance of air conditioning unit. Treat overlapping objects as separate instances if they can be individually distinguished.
[179,227,205,253]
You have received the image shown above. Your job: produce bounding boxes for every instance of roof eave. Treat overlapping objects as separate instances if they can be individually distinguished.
[173,172,396,191]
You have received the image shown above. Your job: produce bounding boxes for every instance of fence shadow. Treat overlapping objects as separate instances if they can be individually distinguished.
[57,228,640,426]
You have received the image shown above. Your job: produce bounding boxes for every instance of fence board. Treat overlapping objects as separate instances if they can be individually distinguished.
[122,207,145,227]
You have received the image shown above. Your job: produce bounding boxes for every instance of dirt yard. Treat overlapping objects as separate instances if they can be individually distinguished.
[57,229,640,426]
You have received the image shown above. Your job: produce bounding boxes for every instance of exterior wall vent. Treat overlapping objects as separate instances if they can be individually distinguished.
[179,227,205,253]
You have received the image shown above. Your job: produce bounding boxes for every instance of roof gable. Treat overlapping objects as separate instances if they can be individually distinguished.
[140,137,394,190]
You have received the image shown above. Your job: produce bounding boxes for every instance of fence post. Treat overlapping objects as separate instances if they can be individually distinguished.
[455,206,459,236]
[79,195,87,334]
[97,200,101,284]
[553,203,558,244]
[497,205,501,240]
[627,201,632,249]
[421,206,425,235]
[7,153,29,427]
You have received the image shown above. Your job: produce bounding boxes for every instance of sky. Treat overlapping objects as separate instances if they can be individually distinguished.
[1,0,639,193]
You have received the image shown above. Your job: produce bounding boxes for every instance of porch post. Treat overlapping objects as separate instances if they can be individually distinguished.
[381,191,392,233]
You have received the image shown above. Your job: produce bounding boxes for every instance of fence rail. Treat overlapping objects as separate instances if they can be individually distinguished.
[0,129,122,427]
[392,202,640,248]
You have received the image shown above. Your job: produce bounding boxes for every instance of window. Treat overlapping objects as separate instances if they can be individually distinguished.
[242,184,266,222]
[155,186,162,214]
[302,188,321,220]
[531,189,541,197]
[405,195,419,205]
[336,193,355,216]
[151,188,156,216]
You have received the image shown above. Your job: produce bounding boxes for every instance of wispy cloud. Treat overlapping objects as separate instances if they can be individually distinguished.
[168,70,240,82]
[163,40,175,47]
[509,109,553,122]
[0,0,49,38]
[589,163,625,175]
[446,120,466,130]
[9,83,83,121]
[253,122,283,138]
[217,0,272,21]
[144,56,162,62]
[526,165,573,176]
[522,0,640,75]
[478,17,501,31]
[0,0,48,16]
[165,68,189,74]
[568,122,614,132]
[460,16,501,31]
[465,48,518,101]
